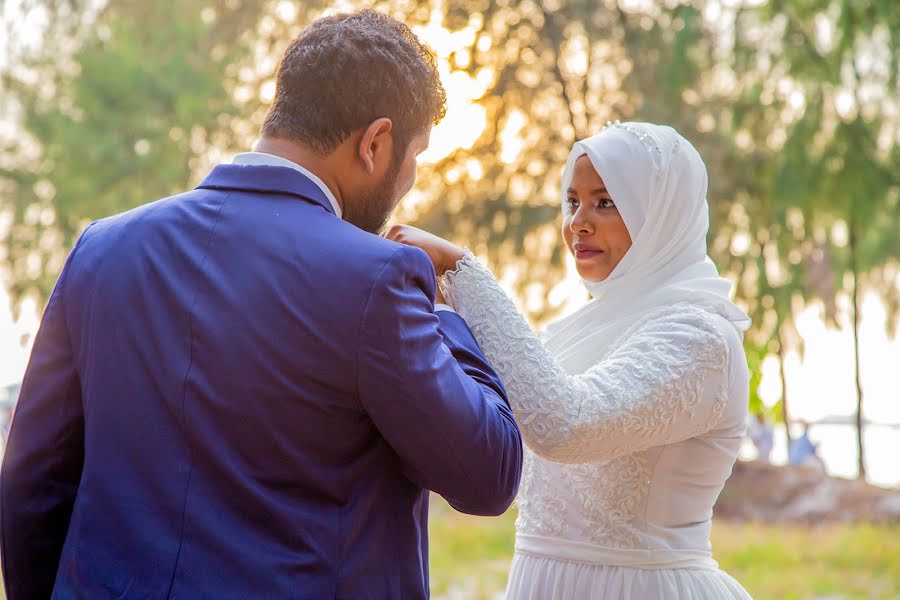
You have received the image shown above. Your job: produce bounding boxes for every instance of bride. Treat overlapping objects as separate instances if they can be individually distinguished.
[387,122,754,599]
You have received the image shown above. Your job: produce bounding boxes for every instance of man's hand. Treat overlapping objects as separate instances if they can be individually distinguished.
[383,225,465,276]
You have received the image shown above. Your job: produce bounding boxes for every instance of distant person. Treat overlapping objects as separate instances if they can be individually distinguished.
[0,385,16,446]
[1,403,11,441]
[387,122,753,598]
[0,10,522,599]
[748,412,774,462]
[789,422,823,468]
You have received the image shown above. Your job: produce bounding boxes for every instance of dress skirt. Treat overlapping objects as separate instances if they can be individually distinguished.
[505,535,752,600]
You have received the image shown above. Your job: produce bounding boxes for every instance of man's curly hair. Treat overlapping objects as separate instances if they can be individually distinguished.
[261,10,447,160]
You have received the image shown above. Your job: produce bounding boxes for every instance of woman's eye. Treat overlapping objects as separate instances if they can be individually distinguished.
[567,198,579,210]
[597,198,616,209]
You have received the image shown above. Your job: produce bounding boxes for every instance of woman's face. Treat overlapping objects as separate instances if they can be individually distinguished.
[562,155,633,282]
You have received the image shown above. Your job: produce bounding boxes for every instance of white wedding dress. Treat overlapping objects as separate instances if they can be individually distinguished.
[441,254,753,600]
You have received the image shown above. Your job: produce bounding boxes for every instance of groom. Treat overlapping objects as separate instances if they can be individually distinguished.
[0,10,522,599]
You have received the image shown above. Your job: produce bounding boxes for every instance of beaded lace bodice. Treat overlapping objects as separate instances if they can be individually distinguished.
[441,253,748,551]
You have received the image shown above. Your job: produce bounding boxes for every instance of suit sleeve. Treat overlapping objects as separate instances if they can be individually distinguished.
[357,246,522,516]
[1,226,92,600]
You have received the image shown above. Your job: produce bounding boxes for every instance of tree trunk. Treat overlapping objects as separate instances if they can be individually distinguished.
[849,219,866,480]
[777,328,791,449]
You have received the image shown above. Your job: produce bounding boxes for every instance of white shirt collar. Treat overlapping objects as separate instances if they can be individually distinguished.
[231,151,342,218]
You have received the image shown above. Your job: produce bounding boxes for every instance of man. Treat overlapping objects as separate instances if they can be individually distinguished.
[788,421,822,469]
[1,10,522,599]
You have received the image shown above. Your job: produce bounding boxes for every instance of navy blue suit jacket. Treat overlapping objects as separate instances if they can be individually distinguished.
[0,165,523,599]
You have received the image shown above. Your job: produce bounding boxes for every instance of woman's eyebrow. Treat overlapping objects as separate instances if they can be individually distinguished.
[567,186,609,195]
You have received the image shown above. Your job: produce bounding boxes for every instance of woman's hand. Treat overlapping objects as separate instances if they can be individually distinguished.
[383,225,465,277]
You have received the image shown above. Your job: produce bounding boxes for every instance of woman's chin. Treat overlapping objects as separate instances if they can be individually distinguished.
[576,267,611,282]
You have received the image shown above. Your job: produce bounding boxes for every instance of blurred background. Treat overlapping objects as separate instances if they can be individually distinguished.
[1,0,898,598]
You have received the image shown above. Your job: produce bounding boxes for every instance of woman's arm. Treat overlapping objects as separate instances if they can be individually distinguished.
[442,252,732,463]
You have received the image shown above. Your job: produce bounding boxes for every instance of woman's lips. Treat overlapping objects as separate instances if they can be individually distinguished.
[573,243,603,260]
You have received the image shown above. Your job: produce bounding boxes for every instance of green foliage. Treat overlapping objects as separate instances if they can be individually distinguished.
[0,0,266,307]
[428,500,516,597]
[744,341,767,418]
[1,0,897,340]
[733,0,898,328]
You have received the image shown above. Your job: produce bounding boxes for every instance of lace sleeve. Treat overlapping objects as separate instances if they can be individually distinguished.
[440,252,731,464]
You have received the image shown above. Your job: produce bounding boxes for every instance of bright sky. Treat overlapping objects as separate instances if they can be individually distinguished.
[0,292,38,387]
[758,293,900,425]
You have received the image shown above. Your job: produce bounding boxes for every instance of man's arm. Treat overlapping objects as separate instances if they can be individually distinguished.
[1,228,91,600]
[357,245,522,516]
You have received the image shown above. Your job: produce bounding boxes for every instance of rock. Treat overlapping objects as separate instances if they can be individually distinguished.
[714,460,900,524]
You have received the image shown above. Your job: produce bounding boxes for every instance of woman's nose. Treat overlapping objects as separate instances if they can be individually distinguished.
[569,206,594,234]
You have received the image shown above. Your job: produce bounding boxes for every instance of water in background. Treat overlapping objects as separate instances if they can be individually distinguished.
[739,422,900,489]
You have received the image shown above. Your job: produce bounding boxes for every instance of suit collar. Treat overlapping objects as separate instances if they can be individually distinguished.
[196,164,338,217]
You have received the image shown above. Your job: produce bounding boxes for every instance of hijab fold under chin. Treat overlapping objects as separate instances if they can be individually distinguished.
[544,122,750,372]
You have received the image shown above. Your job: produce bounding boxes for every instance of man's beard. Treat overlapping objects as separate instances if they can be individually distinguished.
[342,159,401,235]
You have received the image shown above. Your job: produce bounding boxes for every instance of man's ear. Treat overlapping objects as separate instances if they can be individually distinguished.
[357,118,394,174]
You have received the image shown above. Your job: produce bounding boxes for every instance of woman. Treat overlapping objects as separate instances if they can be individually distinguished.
[387,122,753,598]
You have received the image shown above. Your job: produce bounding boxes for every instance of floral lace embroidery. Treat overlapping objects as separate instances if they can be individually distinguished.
[561,453,652,547]
[515,450,653,548]
[514,451,567,538]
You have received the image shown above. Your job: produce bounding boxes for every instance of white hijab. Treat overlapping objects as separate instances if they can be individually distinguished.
[543,122,750,372]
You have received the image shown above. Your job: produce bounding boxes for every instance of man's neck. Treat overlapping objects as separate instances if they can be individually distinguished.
[253,138,345,213]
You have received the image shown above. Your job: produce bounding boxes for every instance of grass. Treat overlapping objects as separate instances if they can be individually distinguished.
[428,498,900,600]
[429,499,517,599]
